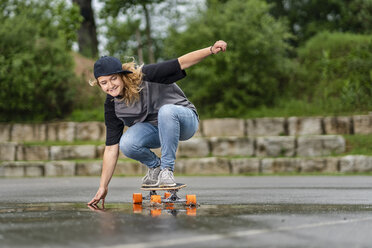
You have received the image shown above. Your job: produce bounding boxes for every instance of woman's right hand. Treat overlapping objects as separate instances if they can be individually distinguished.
[88,187,108,209]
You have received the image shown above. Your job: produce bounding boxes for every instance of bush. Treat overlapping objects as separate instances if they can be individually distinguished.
[164,0,292,118]
[0,0,81,122]
[294,32,372,111]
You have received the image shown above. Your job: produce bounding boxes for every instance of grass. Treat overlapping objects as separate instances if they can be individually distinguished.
[343,134,372,156]
[67,107,105,122]
[65,96,372,122]
[240,98,371,119]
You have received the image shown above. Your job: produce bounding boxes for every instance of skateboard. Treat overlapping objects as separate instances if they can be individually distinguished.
[132,183,197,205]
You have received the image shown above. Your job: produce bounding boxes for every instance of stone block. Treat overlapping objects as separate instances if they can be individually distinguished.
[45,161,76,176]
[17,145,49,161]
[322,135,346,155]
[58,122,76,141]
[297,135,345,157]
[288,117,323,136]
[353,115,372,134]
[247,117,286,137]
[11,124,35,142]
[118,151,127,159]
[210,137,254,156]
[0,124,11,142]
[202,118,245,137]
[230,158,260,174]
[0,142,17,161]
[1,162,25,177]
[174,159,186,174]
[50,145,96,160]
[324,157,339,172]
[76,122,104,141]
[98,122,106,141]
[177,138,209,158]
[96,145,105,159]
[297,136,322,157]
[193,125,203,137]
[25,166,44,177]
[299,158,327,172]
[256,136,295,157]
[261,158,301,173]
[47,123,59,141]
[339,155,372,173]
[114,161,142,175]
[182,157,230,175]
[76,162,102,176]
[4,166,24,177]
[324,116,351,134]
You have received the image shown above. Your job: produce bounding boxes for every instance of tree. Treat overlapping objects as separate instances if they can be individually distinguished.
[294,32,372,111]
[99,0,189,63]
[0,0,82,121]
[73,0,99,58]
[267,0,372,46]
[164,0,292,117]
[101,0,164,63]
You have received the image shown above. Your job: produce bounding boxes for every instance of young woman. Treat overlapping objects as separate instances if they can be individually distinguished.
[88,40,227,208]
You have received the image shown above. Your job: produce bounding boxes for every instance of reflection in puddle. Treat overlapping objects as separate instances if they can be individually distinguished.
[1,203,372,248]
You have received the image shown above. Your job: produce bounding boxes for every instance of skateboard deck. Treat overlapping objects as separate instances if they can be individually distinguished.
[141,183,186,191]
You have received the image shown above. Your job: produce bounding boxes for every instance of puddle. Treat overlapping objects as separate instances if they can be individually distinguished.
[1,203,372,248]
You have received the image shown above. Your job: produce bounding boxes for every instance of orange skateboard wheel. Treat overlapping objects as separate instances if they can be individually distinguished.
[151,208,162,217]
[164,192,171,199]
[132,204,143,213]
[186,206,197,216]
[186,195,196,205]
[150,195,162,204]
[165,203,174,210]
[133,193,143,204]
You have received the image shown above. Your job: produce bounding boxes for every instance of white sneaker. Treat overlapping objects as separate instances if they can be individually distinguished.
[158,168,176,187]
[142,166,161,187]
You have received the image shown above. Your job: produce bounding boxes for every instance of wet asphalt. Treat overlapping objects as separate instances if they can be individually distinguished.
[1,176,372,247]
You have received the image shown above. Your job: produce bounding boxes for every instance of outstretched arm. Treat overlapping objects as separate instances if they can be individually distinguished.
[87,144,119,209]
[178,40,227,70]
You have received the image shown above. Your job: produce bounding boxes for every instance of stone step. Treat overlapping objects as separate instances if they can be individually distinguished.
[1,114,371,142]
[1,155,371,177]
[0,135,346,161]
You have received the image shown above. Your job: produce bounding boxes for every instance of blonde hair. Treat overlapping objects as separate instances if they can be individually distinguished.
[89,59,143,105]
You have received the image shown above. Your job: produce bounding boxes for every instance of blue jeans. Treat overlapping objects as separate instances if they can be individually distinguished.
[119,104,199,171]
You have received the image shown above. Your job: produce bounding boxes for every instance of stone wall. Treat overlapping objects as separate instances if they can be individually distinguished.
[2,155,372,177]
[1,114,371,142]
[0,122,106,142]
[0,135,345,161]
[0,114,371,177]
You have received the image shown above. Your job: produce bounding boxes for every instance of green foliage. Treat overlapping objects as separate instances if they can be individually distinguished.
[68,106,105,122]
[293,32,372,112]
[267,0,372,46]
[344,135,372,156]
[0,0,82,121]
[100,0,190,63]
[164,0,292,118]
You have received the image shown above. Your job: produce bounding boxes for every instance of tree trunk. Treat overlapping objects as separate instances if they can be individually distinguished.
[135,28,144,64]
[141,3,155,63]
[72,0,98,58]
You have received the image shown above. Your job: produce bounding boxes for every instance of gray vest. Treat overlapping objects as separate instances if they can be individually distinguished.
[114,81,197,127]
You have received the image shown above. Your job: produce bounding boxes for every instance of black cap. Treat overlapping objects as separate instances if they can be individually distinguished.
[94,56,132,79]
